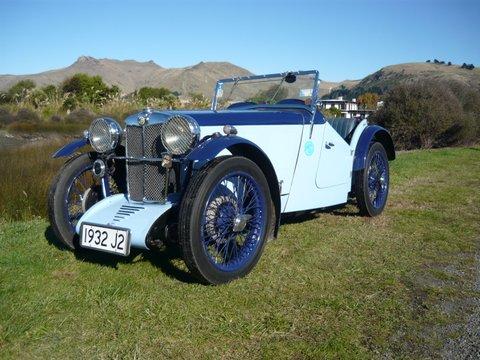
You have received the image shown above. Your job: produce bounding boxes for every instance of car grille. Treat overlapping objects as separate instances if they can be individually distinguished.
[125,124,167,202]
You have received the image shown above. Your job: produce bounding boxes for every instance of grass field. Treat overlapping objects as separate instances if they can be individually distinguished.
[0,147,479,359]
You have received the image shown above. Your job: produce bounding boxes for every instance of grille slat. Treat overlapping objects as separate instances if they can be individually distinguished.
[126,124,166,202]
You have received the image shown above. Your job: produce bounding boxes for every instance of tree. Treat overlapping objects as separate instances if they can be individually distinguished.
[321,106,343,118]
[357,92,379,109]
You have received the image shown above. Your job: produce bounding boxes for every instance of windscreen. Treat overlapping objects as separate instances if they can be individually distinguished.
[213,71,318,110]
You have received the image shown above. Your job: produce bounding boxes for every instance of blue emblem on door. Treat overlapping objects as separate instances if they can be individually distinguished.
[304,140,314,156]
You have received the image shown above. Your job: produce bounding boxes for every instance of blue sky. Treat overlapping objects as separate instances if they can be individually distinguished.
[0,0,478,81]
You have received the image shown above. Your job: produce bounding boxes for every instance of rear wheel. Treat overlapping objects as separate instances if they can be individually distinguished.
[179,156,273,284]
[354,142,390,216]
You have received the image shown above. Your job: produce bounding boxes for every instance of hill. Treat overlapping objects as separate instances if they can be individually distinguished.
[0,56,354,97]
[329,62,480,98]
[0,57,253,96]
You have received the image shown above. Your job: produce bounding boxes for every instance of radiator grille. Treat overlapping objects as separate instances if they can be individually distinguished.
[125,124,167,202]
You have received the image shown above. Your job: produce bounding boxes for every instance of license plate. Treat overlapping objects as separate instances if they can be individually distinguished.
[80,223,130,256]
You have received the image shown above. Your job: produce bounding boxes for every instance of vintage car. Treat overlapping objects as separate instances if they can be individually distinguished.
[48,70,395,284]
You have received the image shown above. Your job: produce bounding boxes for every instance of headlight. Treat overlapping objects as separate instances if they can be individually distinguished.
[88,118,122,153]
[161,115,200,155]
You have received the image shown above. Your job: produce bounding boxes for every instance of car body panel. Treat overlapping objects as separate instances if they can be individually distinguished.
[316,123,351,189]
[75,194,173,250]
[352,125,395,171]
[283,122,351,212]
[52,138,88,158]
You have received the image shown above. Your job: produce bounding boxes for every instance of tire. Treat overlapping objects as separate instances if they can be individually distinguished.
[179,156,273,285]
[353,142,390,216]
[48,153,100,249]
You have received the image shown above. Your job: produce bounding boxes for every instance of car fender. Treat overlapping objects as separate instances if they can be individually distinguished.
[52,138,89,158]
[352,125,395,171]
[186,135,282,238]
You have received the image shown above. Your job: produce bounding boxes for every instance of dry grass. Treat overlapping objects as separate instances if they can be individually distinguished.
[0,142,64,220]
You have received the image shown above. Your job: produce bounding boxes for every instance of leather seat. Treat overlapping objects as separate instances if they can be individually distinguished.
[326,117,358,142]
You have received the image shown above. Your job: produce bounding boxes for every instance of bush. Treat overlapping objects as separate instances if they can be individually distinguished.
[7,79,36,103]
[65,108,95,124]
[371,80,480,149]
[61,73,119,105]
[0,108,15,126]
[137,87,172,103]
[16,108,41,123]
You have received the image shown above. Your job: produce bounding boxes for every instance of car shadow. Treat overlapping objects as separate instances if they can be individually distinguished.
[44,201,361,283]
[281,201,361,225]
[44,226,197,284]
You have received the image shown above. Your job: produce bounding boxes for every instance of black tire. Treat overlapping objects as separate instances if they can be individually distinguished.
[353,142,390,216]
[48,153,97,249]
[179,156,274,285]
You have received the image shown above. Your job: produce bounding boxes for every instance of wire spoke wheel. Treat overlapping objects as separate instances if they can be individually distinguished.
[367,151,388,209]
[64,164,101,231]
[49,153,121,249]
[201,172,266,272]
[354,142,390,217]
[179,156,273,284]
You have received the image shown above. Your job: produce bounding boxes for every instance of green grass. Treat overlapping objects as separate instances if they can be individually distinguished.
[0,147,479,358]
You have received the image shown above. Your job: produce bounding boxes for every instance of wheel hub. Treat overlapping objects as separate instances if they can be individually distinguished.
[232,214,252,232]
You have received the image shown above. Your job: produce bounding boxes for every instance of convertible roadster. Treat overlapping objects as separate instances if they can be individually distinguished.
[48,70,395,284]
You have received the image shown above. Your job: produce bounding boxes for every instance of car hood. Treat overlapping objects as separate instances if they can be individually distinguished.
[124,108,310,127]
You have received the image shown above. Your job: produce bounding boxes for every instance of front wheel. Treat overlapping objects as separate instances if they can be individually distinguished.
[179,156,273,285]
[354,142,390,216]
[48,153,103,249]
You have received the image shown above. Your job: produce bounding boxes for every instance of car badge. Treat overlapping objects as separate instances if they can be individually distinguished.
[138,116,147,125]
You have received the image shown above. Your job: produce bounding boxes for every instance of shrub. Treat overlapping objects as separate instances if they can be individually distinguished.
[65,108,96,124]
[61,73,119,105]
[137,87,172,103]
[0,108,15,126]
[7,79,36,103]
[371,81,465,149]
[16,108,41,123]
[42,85,59,100]
[186,92,210,109]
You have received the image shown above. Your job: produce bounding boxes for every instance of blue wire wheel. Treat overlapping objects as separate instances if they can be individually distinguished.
[367,149,389,209]
[200,171,267,272]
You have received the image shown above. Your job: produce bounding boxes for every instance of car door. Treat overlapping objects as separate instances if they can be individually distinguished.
[315,122,351,188]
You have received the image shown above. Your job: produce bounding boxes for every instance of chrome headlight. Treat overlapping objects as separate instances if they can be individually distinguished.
[88,118,122,153]
[161,115,200,155]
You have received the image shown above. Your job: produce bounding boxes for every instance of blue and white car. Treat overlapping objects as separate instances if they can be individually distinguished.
[49,70,395,284]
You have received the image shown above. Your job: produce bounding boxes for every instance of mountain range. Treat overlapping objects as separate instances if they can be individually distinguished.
[0,56,357,97]
[0,56,478,98]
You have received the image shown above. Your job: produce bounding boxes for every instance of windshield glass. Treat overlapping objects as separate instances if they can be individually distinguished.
[212,71,319,110]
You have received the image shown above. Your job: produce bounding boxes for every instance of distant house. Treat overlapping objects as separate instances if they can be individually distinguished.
[320,96,375,119]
